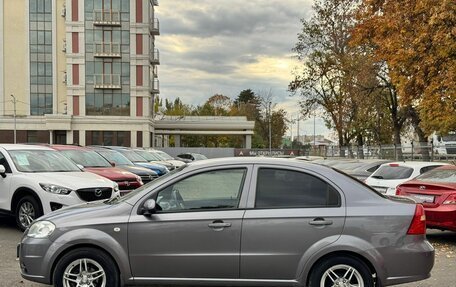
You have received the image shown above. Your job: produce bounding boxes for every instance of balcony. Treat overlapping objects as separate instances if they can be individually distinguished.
[150,48,160,64]
[94,42,121,57]
[150,18,160,35]
[93,10,121,26]
[150,79,160,94]
[94,74,121,89]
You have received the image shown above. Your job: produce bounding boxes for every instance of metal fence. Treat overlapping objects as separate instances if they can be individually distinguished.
[305,143,456,162]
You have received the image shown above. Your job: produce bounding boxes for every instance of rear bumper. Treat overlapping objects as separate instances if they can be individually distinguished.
[383,239,434,286]
[425,206,456,231]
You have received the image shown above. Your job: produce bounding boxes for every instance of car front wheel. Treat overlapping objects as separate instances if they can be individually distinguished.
[16,195,43,231]
[53,248,119,287]
[309,255,375,287]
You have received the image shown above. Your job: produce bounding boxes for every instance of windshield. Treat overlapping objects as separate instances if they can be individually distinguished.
[96,150,133,166]
[194,154,208,160]
[155,151,174,160]
[118,149,148,162]
[9,150,80,173]
[371,165,413,180]
[415,168,456,183]
[135,150,162,161]
[60,149,111,168]
[105,165,187,204]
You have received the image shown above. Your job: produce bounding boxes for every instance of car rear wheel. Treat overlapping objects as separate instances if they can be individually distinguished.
[15,195,43,231]
[309,255,374,287]
[53,248,119,287]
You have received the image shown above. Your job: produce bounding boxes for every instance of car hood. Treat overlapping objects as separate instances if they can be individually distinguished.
[117,165,158,176]
[165,160,186,167]
[84,167,138,181]
[29,172,114,190]
[41,200,133,229]
[135,162,167,172]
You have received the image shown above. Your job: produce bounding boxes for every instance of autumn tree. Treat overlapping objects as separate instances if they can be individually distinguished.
[353,0,456,135]
[291,0,370,154]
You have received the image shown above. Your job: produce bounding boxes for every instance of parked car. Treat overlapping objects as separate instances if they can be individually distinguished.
[176,152,208,163]
[344,160,392,181]
[365,161,448,195]
[396,165,456,232]
[50,145,143,194]
[90,148,159,184]
[132,149,176,171]
[0,144,119,230]
[103,147,169,176]
[144,149,186,168]
[19,158,433,287]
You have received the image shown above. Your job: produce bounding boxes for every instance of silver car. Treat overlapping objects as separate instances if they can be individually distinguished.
[18,158,434,287]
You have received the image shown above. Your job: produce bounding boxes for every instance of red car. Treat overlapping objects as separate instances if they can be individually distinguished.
[50,145,143,194]
[397,165,456,232]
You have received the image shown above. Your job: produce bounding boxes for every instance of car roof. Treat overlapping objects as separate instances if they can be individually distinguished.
[379,161,448,168]
[49,145,90,151]
[185,157,331,170]
[0,144,54,151]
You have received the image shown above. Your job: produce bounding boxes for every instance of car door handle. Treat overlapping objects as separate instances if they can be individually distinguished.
[208,221,232,229]
[309,218,333,226]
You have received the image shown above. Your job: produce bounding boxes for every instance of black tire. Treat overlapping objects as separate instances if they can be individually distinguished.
[53,247,119,287]
[15,195,43,231]
[309,255,375,287]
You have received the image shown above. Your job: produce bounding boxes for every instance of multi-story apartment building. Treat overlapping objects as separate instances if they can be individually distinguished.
[0,0,160,147]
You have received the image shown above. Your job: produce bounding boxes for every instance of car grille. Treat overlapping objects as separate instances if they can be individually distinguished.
[76,187,112,202]
[141,174,158,183]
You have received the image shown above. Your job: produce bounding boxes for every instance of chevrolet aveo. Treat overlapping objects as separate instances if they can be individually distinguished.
[18,158,434,287]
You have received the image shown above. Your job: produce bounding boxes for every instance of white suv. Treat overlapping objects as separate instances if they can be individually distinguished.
[0,144,119,230]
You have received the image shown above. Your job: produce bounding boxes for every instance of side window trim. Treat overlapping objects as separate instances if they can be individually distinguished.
[246,164,343,209]
[137,165,253,214]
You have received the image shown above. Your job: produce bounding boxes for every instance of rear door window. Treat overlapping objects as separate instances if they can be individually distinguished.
[255,168,340,208]
[419,165,441,174]
[371,165,413,180]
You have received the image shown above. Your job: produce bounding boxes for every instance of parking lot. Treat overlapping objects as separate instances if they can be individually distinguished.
[1,215,455,287]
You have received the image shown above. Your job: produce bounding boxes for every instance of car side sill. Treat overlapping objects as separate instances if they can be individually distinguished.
[131,277,299,286]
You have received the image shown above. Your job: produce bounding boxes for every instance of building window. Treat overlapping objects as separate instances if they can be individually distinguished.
[86,131,131,146]
[30,0,53,115]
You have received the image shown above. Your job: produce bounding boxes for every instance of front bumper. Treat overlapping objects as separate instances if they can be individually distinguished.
[18,237,55,285]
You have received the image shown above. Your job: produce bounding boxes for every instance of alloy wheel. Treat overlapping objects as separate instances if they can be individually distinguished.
[62,258,106,287]
[18,201,35,229]
[320,264,364,287]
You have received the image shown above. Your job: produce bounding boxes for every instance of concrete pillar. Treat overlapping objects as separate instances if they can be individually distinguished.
[245,134,252,149]
[66,130,73,145]
[131,132,137,148]
[143,131,151,148]
[49,130,54,144]
[79,130,86,146]
[174,134,181,147]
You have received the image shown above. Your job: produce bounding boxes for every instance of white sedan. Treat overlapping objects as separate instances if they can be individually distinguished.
[365,161,449,195]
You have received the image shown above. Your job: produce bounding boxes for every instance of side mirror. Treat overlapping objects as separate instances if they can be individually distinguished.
[76,164,84,170]
[110,161,116,167]
[0,165,6,178]
[140,199,156,216]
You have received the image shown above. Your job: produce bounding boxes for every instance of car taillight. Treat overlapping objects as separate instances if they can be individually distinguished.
[443,194,456,205]
[395,186,402,195]
[407,204,426,235]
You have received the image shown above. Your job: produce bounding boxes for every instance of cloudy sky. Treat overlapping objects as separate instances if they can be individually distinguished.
[156,0,330,138]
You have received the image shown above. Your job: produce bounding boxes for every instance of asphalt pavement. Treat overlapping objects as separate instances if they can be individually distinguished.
[1,215,455,287]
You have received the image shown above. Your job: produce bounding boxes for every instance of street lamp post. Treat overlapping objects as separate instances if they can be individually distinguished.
[10,94,17,144]
[268,101,272,153]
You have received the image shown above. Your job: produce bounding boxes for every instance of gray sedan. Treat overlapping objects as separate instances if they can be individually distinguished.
[18,158,434,287]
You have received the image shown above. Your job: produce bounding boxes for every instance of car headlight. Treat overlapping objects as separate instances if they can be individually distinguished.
[40,183,72,195]
[27,221,55,238]
[136,175,143,184]
[113,183,119,193]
